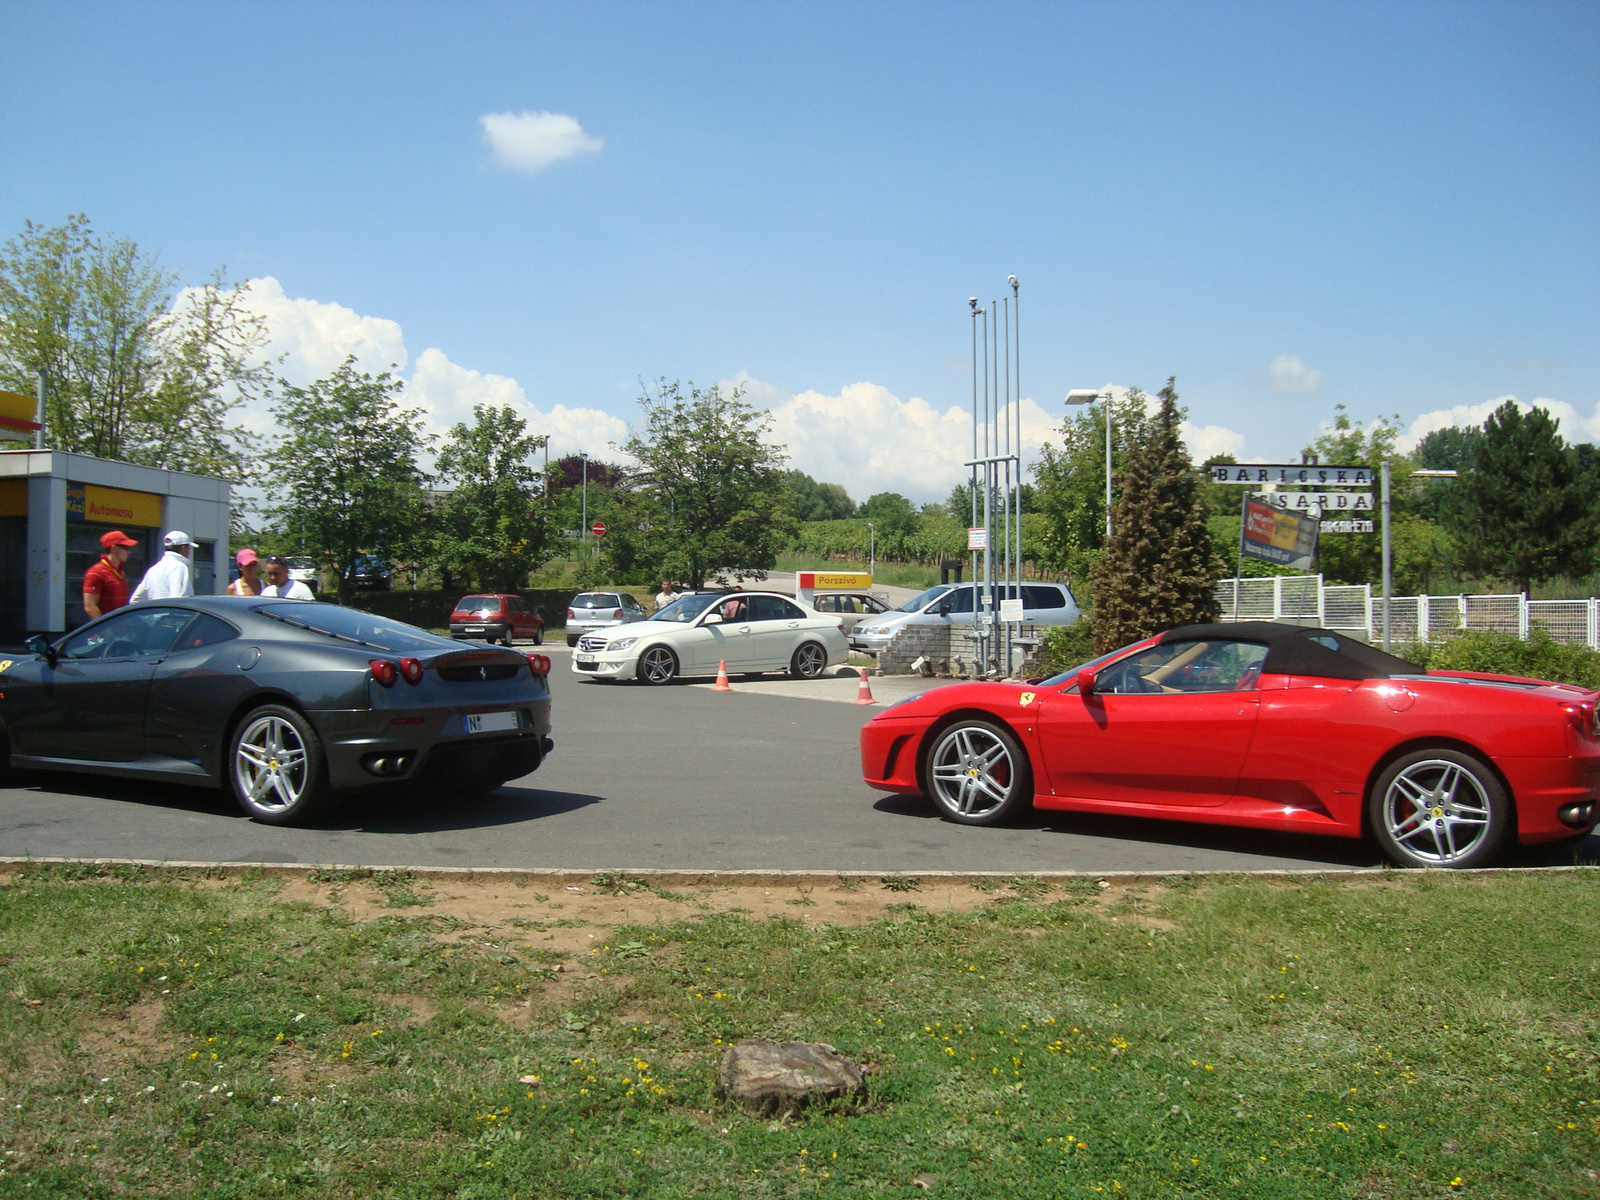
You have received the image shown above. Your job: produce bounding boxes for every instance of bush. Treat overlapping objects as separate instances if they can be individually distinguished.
[340,587,648,632]
[1407,627,1600,689]
[1039,619,1096,675]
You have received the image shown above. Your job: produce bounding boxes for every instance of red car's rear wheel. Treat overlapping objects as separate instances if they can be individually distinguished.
[1368,748,1510,869]
[923,718,1031,825]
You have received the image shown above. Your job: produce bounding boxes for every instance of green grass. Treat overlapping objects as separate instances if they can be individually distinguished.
[1,866,1597,1197]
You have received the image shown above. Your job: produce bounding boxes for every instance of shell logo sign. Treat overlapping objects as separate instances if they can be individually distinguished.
[0,389,41,434]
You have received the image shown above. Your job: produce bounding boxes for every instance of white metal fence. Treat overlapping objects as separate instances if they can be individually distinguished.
[1214,576,1600,649]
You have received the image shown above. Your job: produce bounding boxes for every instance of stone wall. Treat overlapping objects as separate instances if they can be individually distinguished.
[877,621,1055,679]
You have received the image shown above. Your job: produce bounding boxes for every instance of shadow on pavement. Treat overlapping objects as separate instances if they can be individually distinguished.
[1,769,602,836]
[870,792,1600,870]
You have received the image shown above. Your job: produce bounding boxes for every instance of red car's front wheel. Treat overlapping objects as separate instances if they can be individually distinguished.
[923,718,1031,826]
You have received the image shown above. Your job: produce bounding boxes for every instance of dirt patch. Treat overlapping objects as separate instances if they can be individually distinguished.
[76,996,174,1065]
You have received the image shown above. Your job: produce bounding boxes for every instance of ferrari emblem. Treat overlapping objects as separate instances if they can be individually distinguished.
[967,768,980,777]
[1019,692,1036,707]
[1431,806,1444,818]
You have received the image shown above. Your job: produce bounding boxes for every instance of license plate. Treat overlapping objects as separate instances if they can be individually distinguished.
[465,627,485,633]
[576,652,597,664]
[463,711,519,735]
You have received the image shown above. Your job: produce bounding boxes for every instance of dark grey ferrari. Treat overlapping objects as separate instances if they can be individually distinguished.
[0,597,554,825]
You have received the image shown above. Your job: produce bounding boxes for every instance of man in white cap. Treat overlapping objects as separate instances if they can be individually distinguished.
[130,530,196,602]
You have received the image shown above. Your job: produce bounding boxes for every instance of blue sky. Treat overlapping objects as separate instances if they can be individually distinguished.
[2,1,1596,502]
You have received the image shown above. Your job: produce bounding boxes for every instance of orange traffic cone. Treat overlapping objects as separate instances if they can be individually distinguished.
[711,659,733,692]
[854,667,877,705]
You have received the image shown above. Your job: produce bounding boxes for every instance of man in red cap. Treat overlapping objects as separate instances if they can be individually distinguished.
[83,530,138,619]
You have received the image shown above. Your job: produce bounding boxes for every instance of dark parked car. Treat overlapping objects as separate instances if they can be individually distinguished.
[449,594,546,646]
[0,598,554,825]
[351,555,391,591]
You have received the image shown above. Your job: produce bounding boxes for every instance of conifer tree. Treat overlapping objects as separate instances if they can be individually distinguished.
[1089,379,1225,652]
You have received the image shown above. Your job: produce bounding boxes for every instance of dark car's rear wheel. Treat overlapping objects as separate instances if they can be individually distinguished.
[228,704,332,825]
[790,642,827,680]
[1368,748,1510,869]
[531,626,544,645]
[923,718,1031,826]
[638,645,678,684]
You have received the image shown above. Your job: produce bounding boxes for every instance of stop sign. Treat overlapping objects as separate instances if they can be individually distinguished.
[591,521,607,537]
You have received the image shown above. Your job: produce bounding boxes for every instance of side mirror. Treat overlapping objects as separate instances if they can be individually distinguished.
[703,613,723,625]
[25,633,55,664]
[1075,667,1097,696]
[936,600,953,616]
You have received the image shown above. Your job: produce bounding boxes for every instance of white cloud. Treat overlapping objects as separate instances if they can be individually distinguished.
[728,373,1244,506]
[405,348,628,460]
[480,110,603,173]
[1261,354,1323,396]
[1398,394,1600,452]
[236,276,407,385]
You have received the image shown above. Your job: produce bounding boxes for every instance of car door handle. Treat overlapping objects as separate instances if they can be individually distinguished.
[737,625,752,634]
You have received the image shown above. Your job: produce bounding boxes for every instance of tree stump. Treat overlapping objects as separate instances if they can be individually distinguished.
[716,1039,867,1115]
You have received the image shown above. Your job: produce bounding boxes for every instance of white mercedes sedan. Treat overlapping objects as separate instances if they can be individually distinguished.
[570,591,849,684]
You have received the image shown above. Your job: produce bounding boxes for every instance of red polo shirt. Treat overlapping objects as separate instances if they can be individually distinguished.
[84,556,131,614]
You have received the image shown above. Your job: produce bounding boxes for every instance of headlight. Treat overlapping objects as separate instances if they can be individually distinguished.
[607,637,639,652]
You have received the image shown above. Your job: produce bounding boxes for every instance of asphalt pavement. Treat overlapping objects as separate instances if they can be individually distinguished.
[2,644,1594,874]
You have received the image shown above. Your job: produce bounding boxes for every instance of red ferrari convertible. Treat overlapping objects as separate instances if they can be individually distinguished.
[860,621,1600,868]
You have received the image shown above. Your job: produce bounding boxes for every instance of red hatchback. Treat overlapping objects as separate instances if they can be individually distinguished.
[449,594,546,646]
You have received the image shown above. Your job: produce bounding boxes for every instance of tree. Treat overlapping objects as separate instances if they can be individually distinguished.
[1031,388,1155,585]
[1445,401,1598,594]
[617,379,792,590]
[0,215,268,478]
[1089,380,1225,652]
[1298,405,1416,586]
[432,404,551,590]
[1413,425,1482,472]
[546,453,629,494]
[780,469,855,521]
[266,358,431,601]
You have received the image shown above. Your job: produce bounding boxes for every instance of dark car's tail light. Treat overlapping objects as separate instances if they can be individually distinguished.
[399,657,424,684]
[370,659,398,687]
[525,653,552,677]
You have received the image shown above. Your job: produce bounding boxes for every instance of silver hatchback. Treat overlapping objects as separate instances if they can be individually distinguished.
[565,591,648,647]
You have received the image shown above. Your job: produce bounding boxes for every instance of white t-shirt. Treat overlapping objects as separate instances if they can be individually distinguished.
[655,590,678,609]
[129,550,194,602]
[260,579,315,600]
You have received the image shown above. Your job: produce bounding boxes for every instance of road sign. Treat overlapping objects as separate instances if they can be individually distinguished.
[1251,490,1373,513]
[590,521,607,537]
[1321,519,1375,534]
[967,527,988,550]
[1211,464,1372,487]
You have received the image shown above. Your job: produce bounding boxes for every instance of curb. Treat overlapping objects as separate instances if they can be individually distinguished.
[0,857,1593,886]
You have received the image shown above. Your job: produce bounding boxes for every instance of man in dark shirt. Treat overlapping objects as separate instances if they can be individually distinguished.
[83,529,138,618]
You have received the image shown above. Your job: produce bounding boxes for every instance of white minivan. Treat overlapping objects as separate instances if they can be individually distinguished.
[848,581,1081,656]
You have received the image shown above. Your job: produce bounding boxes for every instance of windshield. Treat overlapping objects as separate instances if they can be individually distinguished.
[253,602,456,653]
[650,593,721,623]
[896,584,955,614]
[1034,647,1125,688]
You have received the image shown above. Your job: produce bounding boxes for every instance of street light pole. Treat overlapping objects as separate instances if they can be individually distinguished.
[1066,388,1114,539]
[866,521,875,580]
[580,452,589,555]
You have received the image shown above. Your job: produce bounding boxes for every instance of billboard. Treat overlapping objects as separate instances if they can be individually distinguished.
[1241,495,1318,570]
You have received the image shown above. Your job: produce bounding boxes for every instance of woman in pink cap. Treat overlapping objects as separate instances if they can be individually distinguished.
[226,548,262,595]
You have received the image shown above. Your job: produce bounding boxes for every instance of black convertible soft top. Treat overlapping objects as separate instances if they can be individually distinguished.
[1159,621,1424,681]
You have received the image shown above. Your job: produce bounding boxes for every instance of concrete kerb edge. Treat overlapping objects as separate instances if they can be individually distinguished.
[0,856,1593,887]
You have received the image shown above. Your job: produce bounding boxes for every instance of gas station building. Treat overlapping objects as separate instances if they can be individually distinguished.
[0,449,231,641]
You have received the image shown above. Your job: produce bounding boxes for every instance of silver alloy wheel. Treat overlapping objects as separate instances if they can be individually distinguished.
[233,713,310,815]
[639,645,677,684]
[928,723,1018,819]
[792,642,826,679]
[1379,757,1493,865]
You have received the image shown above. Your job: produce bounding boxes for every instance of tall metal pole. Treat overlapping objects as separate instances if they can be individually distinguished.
[969,299,980,604]
[581,452,589,554]
[1011,275,1022,677]
[1104,394,1114,541]
[34,369,45,450]
[981,305,992,672]
[1381,459,1392,651]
